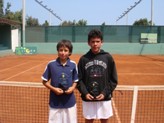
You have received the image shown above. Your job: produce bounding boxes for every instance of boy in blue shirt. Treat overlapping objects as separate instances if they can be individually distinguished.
[42,39,78,123]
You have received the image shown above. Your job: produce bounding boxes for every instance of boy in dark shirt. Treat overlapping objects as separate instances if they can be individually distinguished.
[77,29,118,123]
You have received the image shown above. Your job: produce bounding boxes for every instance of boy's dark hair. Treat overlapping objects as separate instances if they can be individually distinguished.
[88,29,103,42]
[57,39,73,56]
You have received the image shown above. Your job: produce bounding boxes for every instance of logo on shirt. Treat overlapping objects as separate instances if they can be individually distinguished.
[85,60,107,69]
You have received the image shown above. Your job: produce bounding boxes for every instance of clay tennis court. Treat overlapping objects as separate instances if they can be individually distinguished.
[0,54,163,84]
[0,54,164,123]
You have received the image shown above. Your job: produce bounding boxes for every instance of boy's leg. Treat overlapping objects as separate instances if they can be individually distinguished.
[100,119,109,123]
[48,107,62,123]
[85,119,94,123]
[64,104,77,123]
[85,118,109,123]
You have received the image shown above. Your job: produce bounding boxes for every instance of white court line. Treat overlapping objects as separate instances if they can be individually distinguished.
[112,98,121,123]
[4,62,45,81]
[0,62,30,72]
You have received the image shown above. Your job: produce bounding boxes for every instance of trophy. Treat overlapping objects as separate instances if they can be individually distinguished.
[89,81,100,99]
[88,66,103,98]
[59,73,69,91]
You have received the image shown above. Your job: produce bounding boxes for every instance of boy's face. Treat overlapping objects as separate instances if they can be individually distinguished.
[58,46,70,61]
[88,37,103,54]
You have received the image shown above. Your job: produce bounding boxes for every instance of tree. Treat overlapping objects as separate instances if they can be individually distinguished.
[2,2,89,26]
[5,10,22,22]
[133,18,153,26]
[0,0,3,17]
[26,16,39,26]
[60,19,87,26]
[60,20,75,26]
[101,22,106,26]
[76,19,87,26]
[42,20,49,26]
[1,2,22,23]
[5,2,11,15]
[2,2,40,26]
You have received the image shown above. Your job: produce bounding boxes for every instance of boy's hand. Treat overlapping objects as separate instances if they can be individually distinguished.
[65,82,77,94]
[65,87,74,94]
[86,93,94,100]
[53,87,64,95]
[95,94,105,100]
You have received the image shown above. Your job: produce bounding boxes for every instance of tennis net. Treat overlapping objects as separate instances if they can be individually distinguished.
[0,81,164,123]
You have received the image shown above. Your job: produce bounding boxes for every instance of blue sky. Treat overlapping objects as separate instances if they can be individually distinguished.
[4,0,164,26]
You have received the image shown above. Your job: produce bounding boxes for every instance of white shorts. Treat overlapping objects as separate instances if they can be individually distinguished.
[82,101,113,119]
[48,104,77,123]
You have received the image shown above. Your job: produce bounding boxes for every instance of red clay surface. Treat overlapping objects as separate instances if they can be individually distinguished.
[0,54,163,85]
[0,54,164,123]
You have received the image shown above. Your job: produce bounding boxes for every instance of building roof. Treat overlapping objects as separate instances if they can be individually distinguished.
[0,17,21,26]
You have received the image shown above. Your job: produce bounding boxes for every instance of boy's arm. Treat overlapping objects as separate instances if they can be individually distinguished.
[42,80,64,95]
[102,60,118,98]
[65,62,79,94]
[77,58,89,97]
[65,82,77,94]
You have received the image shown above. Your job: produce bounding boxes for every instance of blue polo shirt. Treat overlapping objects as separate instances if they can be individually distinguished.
[42,58,78,108]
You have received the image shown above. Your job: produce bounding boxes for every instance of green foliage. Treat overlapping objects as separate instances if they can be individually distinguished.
[60,20,75,26]
[26,16,39,26]
[0,0,3,17]
[60,19,87,26]
[133,18,153,26]
[101,22,106,26]
[76,19,87,26]
[2,2,40,26]
[1,2,154,26]
[2,2,22,23]
[5,10,22,22]
[42,20,49,26]
[5,2,11,15]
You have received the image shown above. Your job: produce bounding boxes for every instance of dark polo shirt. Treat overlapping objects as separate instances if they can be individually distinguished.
[42,58,78,108]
